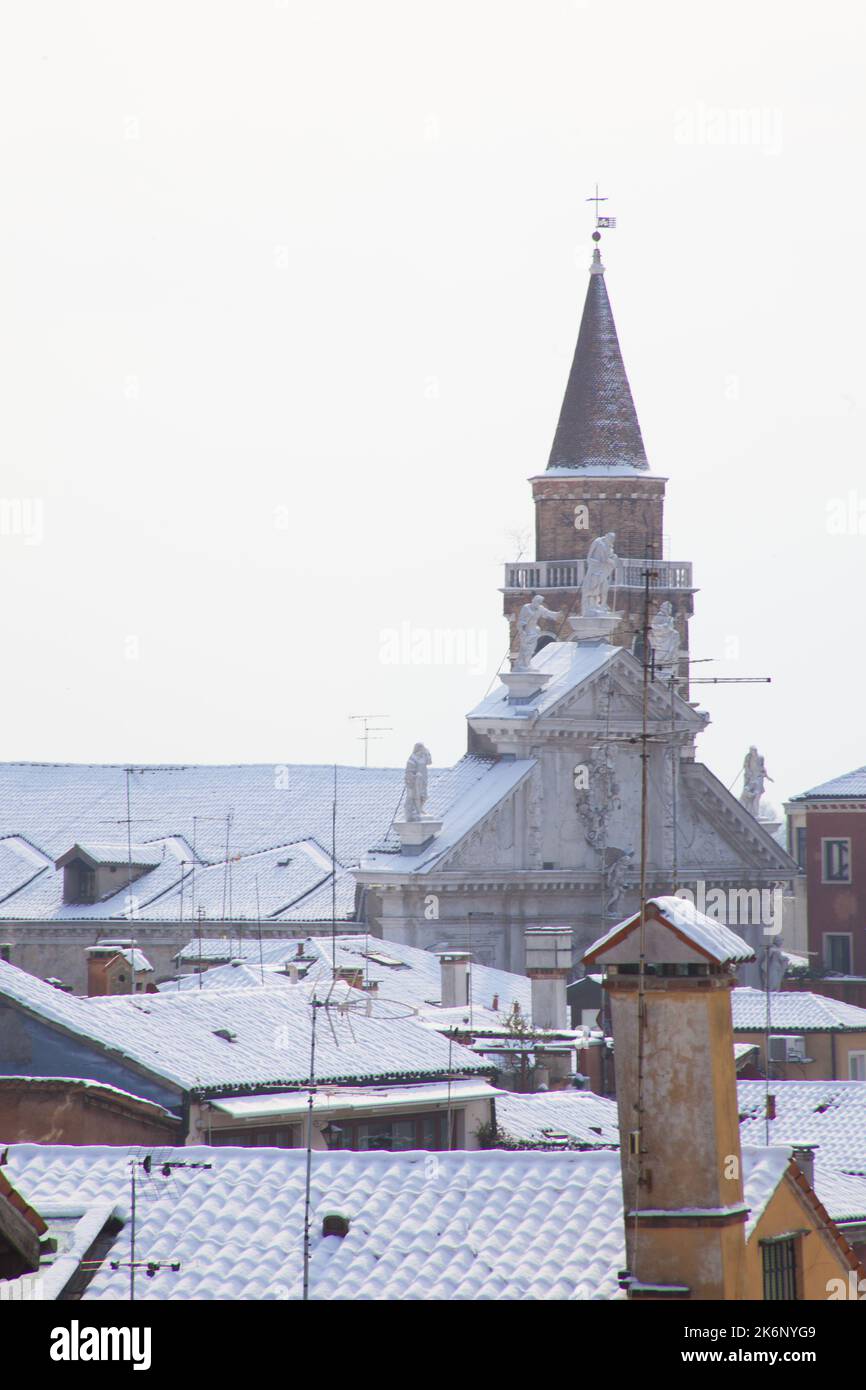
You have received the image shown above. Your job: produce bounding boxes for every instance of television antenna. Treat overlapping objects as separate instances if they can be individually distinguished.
[348,714,392,767]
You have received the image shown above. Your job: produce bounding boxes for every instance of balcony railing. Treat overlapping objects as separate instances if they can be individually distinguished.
[503,557,694,592]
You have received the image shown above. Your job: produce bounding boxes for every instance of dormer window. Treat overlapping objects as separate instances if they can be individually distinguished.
[55,842,162,904]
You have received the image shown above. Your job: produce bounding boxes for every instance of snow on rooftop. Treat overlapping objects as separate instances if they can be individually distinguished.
[0,1075,175,1117]
[740,1146,795,1239]
[170,933,533,1016]
[0,755,517,919]
[0,1142,798,1300]
[364,758,535,869]
[63,842,165,867]
[737,1079,866,1174]
[0,961,491,1094]
[814,1169,866,1225]
[494,1089,620,1148]
[790,765,866,801]
[732,989,866,1033]
[0,1145,627,1300]
[584,895,755,966]
[467,642,618,724]
[209,1079,499,1121]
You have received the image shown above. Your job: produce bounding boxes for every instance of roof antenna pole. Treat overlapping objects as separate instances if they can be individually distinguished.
[302,993,321,1301]
[670,677,679,892]
[129,1157,136,1301]
[125,767,136,995]
[331,764,337,979]
[255,876,265,986]
[631,561,657,1275]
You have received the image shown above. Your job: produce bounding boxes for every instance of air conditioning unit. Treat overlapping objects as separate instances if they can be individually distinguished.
[769,1034,807,1063]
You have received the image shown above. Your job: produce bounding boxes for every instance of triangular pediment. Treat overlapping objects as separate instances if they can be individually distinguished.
[537,649,703,732]
[676,763,798,876]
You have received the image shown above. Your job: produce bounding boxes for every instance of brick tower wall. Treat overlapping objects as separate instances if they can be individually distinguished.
[533,474,667,561]
[501,473,692,667]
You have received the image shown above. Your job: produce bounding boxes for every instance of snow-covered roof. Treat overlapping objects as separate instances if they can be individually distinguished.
[209,1079,500,1121]
[467,642,618,723]
[732,989,866,1033]
[114,948,153,972]
[0,1074,176,1119]
[0,755,511,919]
[57,842,165,868]
[174,936,318,966]
[0,1142,801,1300]
[494,1089,620,1148]
[583,895,755,967]
[813,1169,866,1225]
[0,962,491,1095]
[739,1147,797,1239]
[161,961,292,992]
[169,933,533,1016]
[362,759,535,871]
[790,765,866,801]
[0,836,193,923]
[738,1079,866,1174]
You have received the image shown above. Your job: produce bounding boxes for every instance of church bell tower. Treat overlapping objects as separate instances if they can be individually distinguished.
[502,221,695,668]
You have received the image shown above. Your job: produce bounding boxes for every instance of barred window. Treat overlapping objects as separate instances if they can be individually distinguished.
[762,1237,798,1301]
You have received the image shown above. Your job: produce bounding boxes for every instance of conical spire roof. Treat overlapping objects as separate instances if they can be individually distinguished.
[547,247,649,473]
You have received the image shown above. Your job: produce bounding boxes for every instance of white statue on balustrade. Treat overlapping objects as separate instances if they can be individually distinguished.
[404,742,432,821]
[581,533,617,615]
[648,600,680,674]
[740,746,772,819]
[513,594,563,672]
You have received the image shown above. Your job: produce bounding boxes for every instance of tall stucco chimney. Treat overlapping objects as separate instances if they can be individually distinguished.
[437,950,471,1008]
[525,927,572,1030]
[583,896,756,1302]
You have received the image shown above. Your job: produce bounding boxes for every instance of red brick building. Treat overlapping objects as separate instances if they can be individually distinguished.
[787,767,866,1011]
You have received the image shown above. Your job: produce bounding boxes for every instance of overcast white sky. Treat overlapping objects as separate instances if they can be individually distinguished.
[1,0,863,804]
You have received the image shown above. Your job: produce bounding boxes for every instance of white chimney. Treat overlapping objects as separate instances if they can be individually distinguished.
[437,950,471,1008]
[525,927,572,1030]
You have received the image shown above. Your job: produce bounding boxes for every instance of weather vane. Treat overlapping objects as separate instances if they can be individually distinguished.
[586,182,617,235]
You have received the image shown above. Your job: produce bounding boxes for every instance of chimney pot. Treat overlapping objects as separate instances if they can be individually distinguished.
[322,1213,350,1239]
[792,1145,816,1188]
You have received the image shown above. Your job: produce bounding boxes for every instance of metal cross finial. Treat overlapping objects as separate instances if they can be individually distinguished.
[586,182,607,226]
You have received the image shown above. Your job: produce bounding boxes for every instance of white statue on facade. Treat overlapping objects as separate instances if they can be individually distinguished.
[649,600,680,674]
[581,533,617,615]
[514,594,563,671]
[740,746,772,818]
[759,941,787,992]
[404,742,432,821]
[605,847,634,917]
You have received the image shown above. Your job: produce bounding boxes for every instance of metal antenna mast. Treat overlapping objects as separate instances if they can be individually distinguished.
[115,1154,211,1299]
[302,992,323,1301]
[348,714,392,768]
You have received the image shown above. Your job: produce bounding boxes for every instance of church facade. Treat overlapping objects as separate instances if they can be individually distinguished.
[0,233,797,989]
[360,231,797,975]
